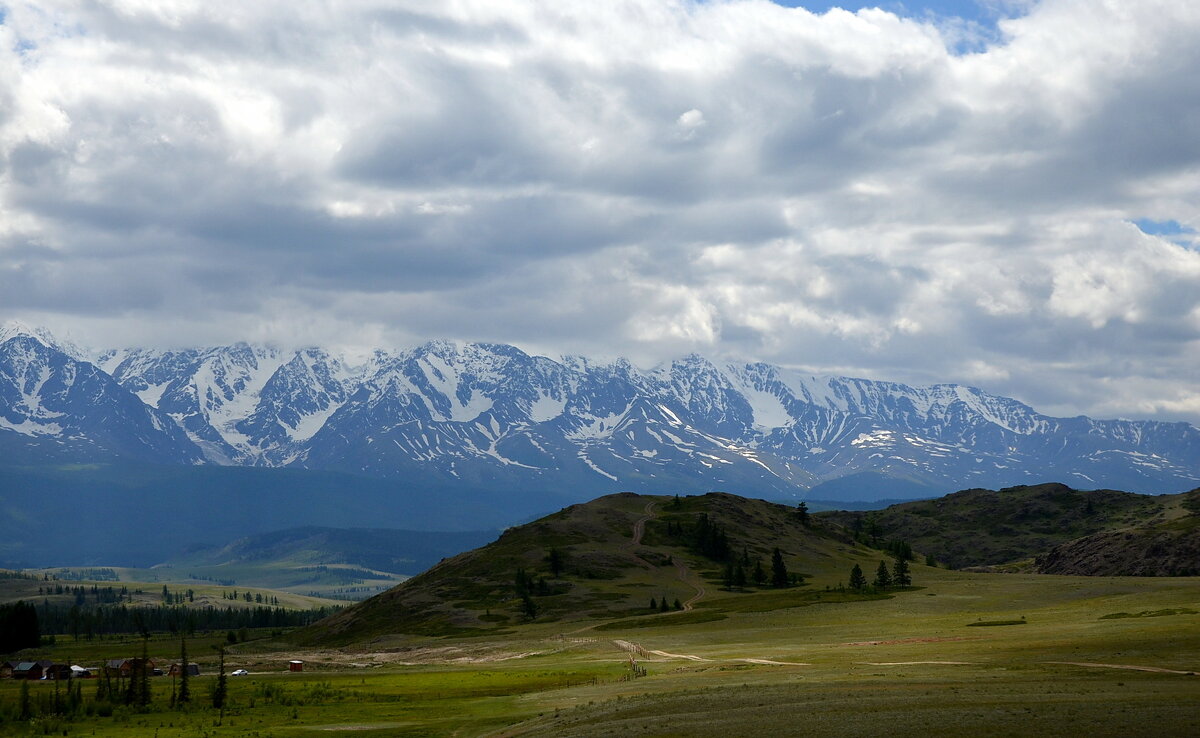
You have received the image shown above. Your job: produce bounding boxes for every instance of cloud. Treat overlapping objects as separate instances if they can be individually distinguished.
[1,0,1199,424]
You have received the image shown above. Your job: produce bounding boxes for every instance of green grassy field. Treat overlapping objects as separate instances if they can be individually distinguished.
[2,561,1197,736]
[0,574,346,611]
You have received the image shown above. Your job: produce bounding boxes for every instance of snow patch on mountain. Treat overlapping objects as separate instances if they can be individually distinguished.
[528,393,566,422]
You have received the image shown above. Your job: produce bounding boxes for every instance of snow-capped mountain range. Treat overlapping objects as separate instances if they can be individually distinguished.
[2,321,1198,500]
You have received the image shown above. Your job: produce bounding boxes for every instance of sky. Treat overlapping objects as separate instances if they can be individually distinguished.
[1,0,1199,426]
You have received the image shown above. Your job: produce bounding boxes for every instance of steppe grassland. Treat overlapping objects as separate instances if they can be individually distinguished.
[1,564,1196,736]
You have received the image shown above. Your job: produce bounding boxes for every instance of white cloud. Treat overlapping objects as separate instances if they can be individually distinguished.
[1,0,1199,424]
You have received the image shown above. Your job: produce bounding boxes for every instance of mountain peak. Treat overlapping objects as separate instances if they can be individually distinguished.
[0,320,89,360]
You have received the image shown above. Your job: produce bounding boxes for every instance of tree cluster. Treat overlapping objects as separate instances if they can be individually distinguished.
[848,557,912,591]
[691,513,732,561]
[514,569,540,619]
[0,601,39,653]
[38,583,130,604]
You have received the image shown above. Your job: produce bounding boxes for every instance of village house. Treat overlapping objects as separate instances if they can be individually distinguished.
[43,663,72,680]
[168,662,200,677]
[103,658,155,678]
[12,662,44,680]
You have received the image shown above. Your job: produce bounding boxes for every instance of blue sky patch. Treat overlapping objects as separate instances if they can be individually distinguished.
[1132,219,1198,249]
[769,1,1032,51]
[772,1,1004,25]
[1132,218,1197,237]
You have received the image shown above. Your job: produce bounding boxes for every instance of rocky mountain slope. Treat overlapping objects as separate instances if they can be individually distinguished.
[3,322,1199,503]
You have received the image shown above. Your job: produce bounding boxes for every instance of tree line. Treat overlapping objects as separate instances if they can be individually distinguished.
[23,601,339,643]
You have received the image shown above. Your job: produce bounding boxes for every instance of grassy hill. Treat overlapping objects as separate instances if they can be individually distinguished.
[817,482,1197,569]
[296,492,881,645]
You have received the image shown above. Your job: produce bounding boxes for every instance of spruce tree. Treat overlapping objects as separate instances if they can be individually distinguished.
[848,563,867,590]
[177,636,191,706]
[18,680,31,721]
[771,548,789,588]
[659,596,669,613]
[212,644,228,713]
[733,561,747,590]
[796,501,810,526]
[137,636,152,706]
[520,591,538,619]
[546,548,565,578]
[892,557,912,587]
[873,560,892,590]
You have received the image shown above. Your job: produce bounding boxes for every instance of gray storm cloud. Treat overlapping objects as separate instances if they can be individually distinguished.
[0,0,1198,424]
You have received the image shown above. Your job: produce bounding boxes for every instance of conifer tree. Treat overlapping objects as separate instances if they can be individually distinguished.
[752,559,767,586]
[848,563,867,590]
[796,501,810,526]
[733,561,747,590]
[771,548,789,588]
[212,644,228,714]
[177,636,191,706]
[546,548,565,578]
[893,557,912,587]
[874,560,892,589]
[95,664,109,703]
[520,591,538,619]
[18,680,31,721]
[137,635,152,706]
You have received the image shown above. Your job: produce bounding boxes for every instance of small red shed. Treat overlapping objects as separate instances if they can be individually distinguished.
[288,660,304,672]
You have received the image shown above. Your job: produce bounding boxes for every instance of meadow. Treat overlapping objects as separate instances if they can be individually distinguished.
[2,555,1197,736]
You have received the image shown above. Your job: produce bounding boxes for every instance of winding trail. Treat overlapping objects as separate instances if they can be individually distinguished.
[860,661,975,666]
[674,557,706,611]
[624,500,656,570]
[635,500,706,611]
[631,500,655,546]
[614,640,809,666]
[1046,661,1197,675]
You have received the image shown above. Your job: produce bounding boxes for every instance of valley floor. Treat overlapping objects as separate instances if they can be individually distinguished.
[2,566,1198,736]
